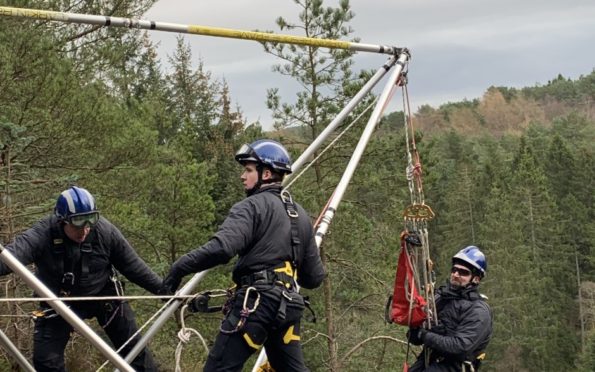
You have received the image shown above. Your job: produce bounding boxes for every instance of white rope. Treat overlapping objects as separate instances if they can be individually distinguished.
[95,289,228,371]
[174,305,209,372]
[95,294,183,371]
[398,82,438,328]
[0,294,196,303]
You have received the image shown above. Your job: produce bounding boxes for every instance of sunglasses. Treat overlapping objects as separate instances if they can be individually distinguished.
[451,266,472,277]
[67,213,99,228]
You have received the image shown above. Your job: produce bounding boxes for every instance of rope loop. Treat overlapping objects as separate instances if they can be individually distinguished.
[174,304,210,372]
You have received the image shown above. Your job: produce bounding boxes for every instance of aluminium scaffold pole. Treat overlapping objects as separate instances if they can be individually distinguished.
[0,328,35,372]
[0,244,135,372]
[0,6,411,370]
[0,6,402,55]
[252,49,410,372]
[122,54,407,367]
[122,270,209,367]
[283,54,400,185]
[313,50,409,246]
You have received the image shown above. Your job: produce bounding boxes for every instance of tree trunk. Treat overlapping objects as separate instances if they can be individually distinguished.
[320,241,339,371]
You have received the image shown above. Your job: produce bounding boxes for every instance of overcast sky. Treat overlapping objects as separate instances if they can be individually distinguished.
[144,0,595,130]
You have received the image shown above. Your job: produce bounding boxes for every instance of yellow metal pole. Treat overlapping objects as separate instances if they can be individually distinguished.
[0,6,401,55]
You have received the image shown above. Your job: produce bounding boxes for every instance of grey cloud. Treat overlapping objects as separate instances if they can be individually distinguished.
[145,0,595,129]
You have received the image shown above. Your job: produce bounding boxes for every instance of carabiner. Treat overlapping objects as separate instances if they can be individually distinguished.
[243,286,260,314]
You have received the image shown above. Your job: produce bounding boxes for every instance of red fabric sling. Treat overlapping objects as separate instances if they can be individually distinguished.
[391,237,427,327]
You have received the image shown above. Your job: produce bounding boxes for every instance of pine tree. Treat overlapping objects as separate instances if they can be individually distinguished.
[262,1,392,369]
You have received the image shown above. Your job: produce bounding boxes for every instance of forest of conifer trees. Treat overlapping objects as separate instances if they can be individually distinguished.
[0,1,593,371]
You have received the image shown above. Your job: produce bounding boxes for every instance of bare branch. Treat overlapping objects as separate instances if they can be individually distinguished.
[342,335,409,362]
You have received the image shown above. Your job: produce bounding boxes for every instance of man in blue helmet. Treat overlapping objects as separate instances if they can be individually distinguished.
[162,139,325,371]
[407,246,493,371]
[0,186,162,371]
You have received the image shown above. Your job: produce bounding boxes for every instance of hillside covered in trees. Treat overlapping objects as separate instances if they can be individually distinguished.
[0,1,594,371]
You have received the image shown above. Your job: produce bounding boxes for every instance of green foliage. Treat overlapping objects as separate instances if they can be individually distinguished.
[0,1,593,371]
[263,0,357,133]
[521,72,594,103]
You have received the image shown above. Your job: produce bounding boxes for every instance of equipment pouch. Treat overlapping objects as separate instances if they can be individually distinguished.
[278,290,305,325]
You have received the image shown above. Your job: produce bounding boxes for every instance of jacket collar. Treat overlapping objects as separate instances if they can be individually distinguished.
[250,183,282,197]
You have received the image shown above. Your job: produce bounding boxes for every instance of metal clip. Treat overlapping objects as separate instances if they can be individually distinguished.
[31,307,59,320]
[62,272,75,285]
[243,287,260,314]
[281,189,298,218]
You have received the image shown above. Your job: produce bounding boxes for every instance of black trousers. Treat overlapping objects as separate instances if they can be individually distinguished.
[32,300,157,372]
[409,349,463,372]
[204,286,308,372]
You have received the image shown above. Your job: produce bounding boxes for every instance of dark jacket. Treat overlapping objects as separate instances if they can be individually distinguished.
[168,185,325,289]
[0,215,162,296]
[414,282,492,371]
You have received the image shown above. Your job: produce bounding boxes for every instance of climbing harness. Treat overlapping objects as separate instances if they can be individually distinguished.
[239,262,296,289]
[280,189,300,287]
[49,218,98,297]
[100,266,126,329]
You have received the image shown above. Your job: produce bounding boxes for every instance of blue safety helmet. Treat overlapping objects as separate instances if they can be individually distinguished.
[452,246,487,278]
[54,186,99,226]
[235,139,292,174]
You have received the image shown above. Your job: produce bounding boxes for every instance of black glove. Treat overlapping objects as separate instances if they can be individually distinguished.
[431,323,446,335]
[157,283,173,302]
[407,327,427,346]
[404,231,422,246]
[161,274,182,296]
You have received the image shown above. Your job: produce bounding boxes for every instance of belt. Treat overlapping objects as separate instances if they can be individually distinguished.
[239,269,294,288]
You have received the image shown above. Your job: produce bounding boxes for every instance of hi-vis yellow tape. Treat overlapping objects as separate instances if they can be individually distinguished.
[188,25,351,49]
[0,6,400,54]
[0,6,67,22]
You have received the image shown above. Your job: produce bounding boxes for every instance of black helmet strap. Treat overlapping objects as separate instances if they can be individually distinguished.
[245,164,265,196]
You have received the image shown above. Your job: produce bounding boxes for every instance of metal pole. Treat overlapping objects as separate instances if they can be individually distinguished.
[252,51,409,372]
[123,270,209,365]
[0,6,402,55]
[283,55,399,185]
[130,53,405,372]
[0,328,35,372]
[254,51,409,372]
[314,51,409,246]
[251,349,268,372]
[123,57,401,361]
[0,245,134,372]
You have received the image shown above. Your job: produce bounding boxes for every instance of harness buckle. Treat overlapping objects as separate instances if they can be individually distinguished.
[281,189,299,218]
[80,243,92,253]
[31,307,59,320]
[240,266,295,289]
[62,272,75,286]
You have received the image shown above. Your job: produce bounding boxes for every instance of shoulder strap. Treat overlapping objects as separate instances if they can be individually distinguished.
[49,220,65,278]
[80,228,97,279]
[49,220,98,295]
[280,189,300,270]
